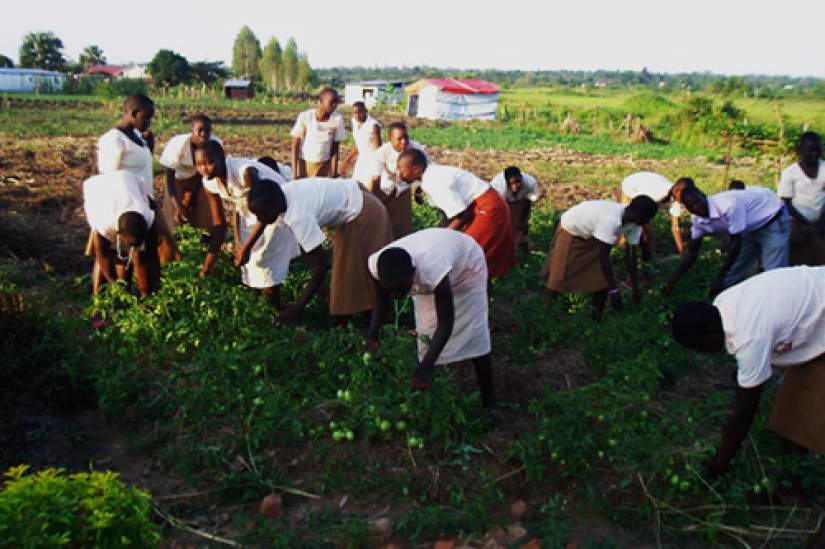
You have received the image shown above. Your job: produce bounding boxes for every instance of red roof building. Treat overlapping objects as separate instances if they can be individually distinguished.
[405,78,500,121]
[86,65,124,78]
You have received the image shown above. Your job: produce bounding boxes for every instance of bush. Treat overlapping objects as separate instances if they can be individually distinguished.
[95,78,148,100]
[0,465,161,547]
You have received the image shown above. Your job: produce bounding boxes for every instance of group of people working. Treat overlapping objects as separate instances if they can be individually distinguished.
[82,90,825,495]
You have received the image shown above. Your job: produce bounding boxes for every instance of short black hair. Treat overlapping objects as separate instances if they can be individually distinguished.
[625,195,658,222]
[798,131,821,149]
[675,177,695,189]
[123,94,154,114]
[728,179,746,190]
[319,87,339,102]
[191,113,212,127]
[376,248,414,287]
[257,156,282,174]
[398,148,427,170]
[388,121,408,135]
[247,178,280,221]
[352,101,366,110]
[503,166,521,181]
[194,139,225,164]
[671,301,719,350]
[117,211,148,243]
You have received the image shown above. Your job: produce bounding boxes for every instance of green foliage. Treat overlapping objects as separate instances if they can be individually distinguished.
[0,54,13,68]
[95,78,148,99]
[189,61,229,85]
[0,465,160,547]
[147,49,191,87]
[282,38,299,91]
[232,26,262,79]
[78,45,105,71]
[259,38,283,91]
[18,31,65,71]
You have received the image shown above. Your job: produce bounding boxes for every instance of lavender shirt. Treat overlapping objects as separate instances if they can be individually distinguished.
[690,189,783,239]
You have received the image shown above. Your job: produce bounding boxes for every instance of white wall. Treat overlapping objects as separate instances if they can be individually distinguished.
[414,86,499,121]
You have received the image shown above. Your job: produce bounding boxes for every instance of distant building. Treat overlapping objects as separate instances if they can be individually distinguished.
[122,65,148,80]
[783,84,795,91]
[224,79,254,100]
[86,65,124,79]
[405,78,500,121]
[0,68,65,93]
[594,79,608,88]
[344,80,405,108]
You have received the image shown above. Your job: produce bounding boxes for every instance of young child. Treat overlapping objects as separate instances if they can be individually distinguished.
[367,228,495,410]
[246,176,393,323]
[490,166,539,253]
[543,197,658,319]
[397,149,516,279]
[194,141,299,309]
[343,101,382,188]
[290,88,345,178]
[83,170,161,297]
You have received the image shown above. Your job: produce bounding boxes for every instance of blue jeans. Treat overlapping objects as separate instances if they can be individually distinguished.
[723,210,790,288]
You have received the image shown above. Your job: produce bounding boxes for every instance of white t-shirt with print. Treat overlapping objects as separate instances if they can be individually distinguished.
[290,109,346,163]
[560,200,642,245]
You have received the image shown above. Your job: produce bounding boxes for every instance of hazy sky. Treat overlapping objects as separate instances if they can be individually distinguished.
[3,0,822,77]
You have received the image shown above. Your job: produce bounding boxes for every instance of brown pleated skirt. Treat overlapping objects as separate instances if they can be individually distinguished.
[330,191,393,315]
[768,355,825,454]
[543,226,608,293]
[788,218,825,266]
[161,175,217,230]
[377,188,414,239]
[296,159,332,178]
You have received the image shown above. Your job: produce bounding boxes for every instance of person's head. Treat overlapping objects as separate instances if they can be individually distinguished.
[503,166,523,195]
[797,131,822,166]
[116,211,148,259]
[193,140,226,180]
[122,94,155,132]
[256,156,282,174]
[352,101,367,123]
[318,88,340,115]
[190,114,213,146]
[680,186,709,217]
[247,178,285,225]
[669,177,695,203]
[671,301,725,353]
[388,122,409,152]
[376,247,415,298]
[623,195,658,225]
[728,179,746,191]
[397,148,428,183]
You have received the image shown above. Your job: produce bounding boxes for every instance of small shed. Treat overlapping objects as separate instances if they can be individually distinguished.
[122,65,148,80]
[344,80,405,108]
[224,79,254,100]
[86,65,124,79]
[0,68,66,93]
[405,78,500,121]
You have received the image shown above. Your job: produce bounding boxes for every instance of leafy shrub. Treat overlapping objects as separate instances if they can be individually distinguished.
[0,465,161,547]
[95,78,148,99]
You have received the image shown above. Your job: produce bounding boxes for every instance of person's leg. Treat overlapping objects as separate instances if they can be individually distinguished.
[641,222,654,262]
[262,285,282,310]
[591,290,607,320]
[472,354,495,409]
[722,233,759,288]
[759,214,790,272]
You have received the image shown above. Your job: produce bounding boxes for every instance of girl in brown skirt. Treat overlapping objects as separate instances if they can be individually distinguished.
[543,197,657,319]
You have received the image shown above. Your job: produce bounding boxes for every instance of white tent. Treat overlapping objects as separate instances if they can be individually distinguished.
[0,68,66,93]
[405,78,500,121]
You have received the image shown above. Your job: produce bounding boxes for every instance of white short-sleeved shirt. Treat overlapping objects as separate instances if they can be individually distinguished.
[83,171,154,242]
[290,109,346,163]
[159,134,222,180]
[777,161,825,223]
[714,266,825,388]
[352,116,380,155]
[560,200,642,246]
[202,157,288,217]
[278,178,364,252]
[620,171,682,217]
[490,171,539,202]
[376,140,428,194]
[97,128,154,199]
[420,164,489,219]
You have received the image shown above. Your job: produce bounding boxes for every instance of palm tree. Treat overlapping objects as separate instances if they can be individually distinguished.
[79,45,106,70]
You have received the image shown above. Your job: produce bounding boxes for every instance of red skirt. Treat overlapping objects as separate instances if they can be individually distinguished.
[463,188,516,279]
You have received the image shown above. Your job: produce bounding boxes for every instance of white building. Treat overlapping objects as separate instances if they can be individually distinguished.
[344,80,405,108]
[0,68,66,93]
[405,78,500,121]
[122,65,148,80]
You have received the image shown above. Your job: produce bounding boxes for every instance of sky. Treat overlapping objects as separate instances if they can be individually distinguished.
[3,0,823,78]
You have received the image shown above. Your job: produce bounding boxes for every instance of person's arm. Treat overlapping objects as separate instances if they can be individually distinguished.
[412,277,454,390]
[598,242,622,310]
[624,243,641,302]
[130,247,151,297]
[342,146,358,177]
[200,191,227,278]
[330,141,341,178]
[670,215,685,255]
[291,137,301,177]
[705,384,764,477]
[366,279,391,353]
[93,233,118,284]
[782,197,809,226]
[663,237,703,293]
[165,168,188,223]
[710,233,742,296]
[446,206,473,231]
[276,246,328,323]
[235,220,266,267]
[371,124,382,148]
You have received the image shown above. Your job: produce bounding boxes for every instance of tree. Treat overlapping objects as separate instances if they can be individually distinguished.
[79,45,106,70]
[0,55,13,68]
[189,61,229,85]
[19,32,65,71]
[231,26,261,79]
[282,38,299,90]
[259,38,283,91]
[147,49,190,86]
[295,54,316,91]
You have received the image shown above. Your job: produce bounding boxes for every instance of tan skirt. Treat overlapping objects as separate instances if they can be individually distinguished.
[161,175,217,230]
[788,218,825,267]
[330,191,393,315]
[543,226,608,293]
[377,188,414,239]
[508,198,531,246]
[768,355,825,454]
[296,159,332,178]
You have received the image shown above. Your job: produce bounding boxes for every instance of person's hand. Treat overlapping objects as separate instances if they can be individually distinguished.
[609,290,623,311]
[274,305,303,325]
[366,339,380,355]
[234,246,251,268]
[704,455,729,479]
[661,282,674,297]
[411,365,434,390]
[173,199,190,224]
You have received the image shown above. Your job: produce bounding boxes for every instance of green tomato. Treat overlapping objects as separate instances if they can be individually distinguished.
[332,430,344,442]
[670,474,680,486]
[342,390,352,402]
[336,389,344,399]
[362,352,373,366]
[379,420,391,432]
[597,450,605,459]
[679,481,690,492]
[395,420,407,432]
[399,403,409,414]
[345,430,354,441]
